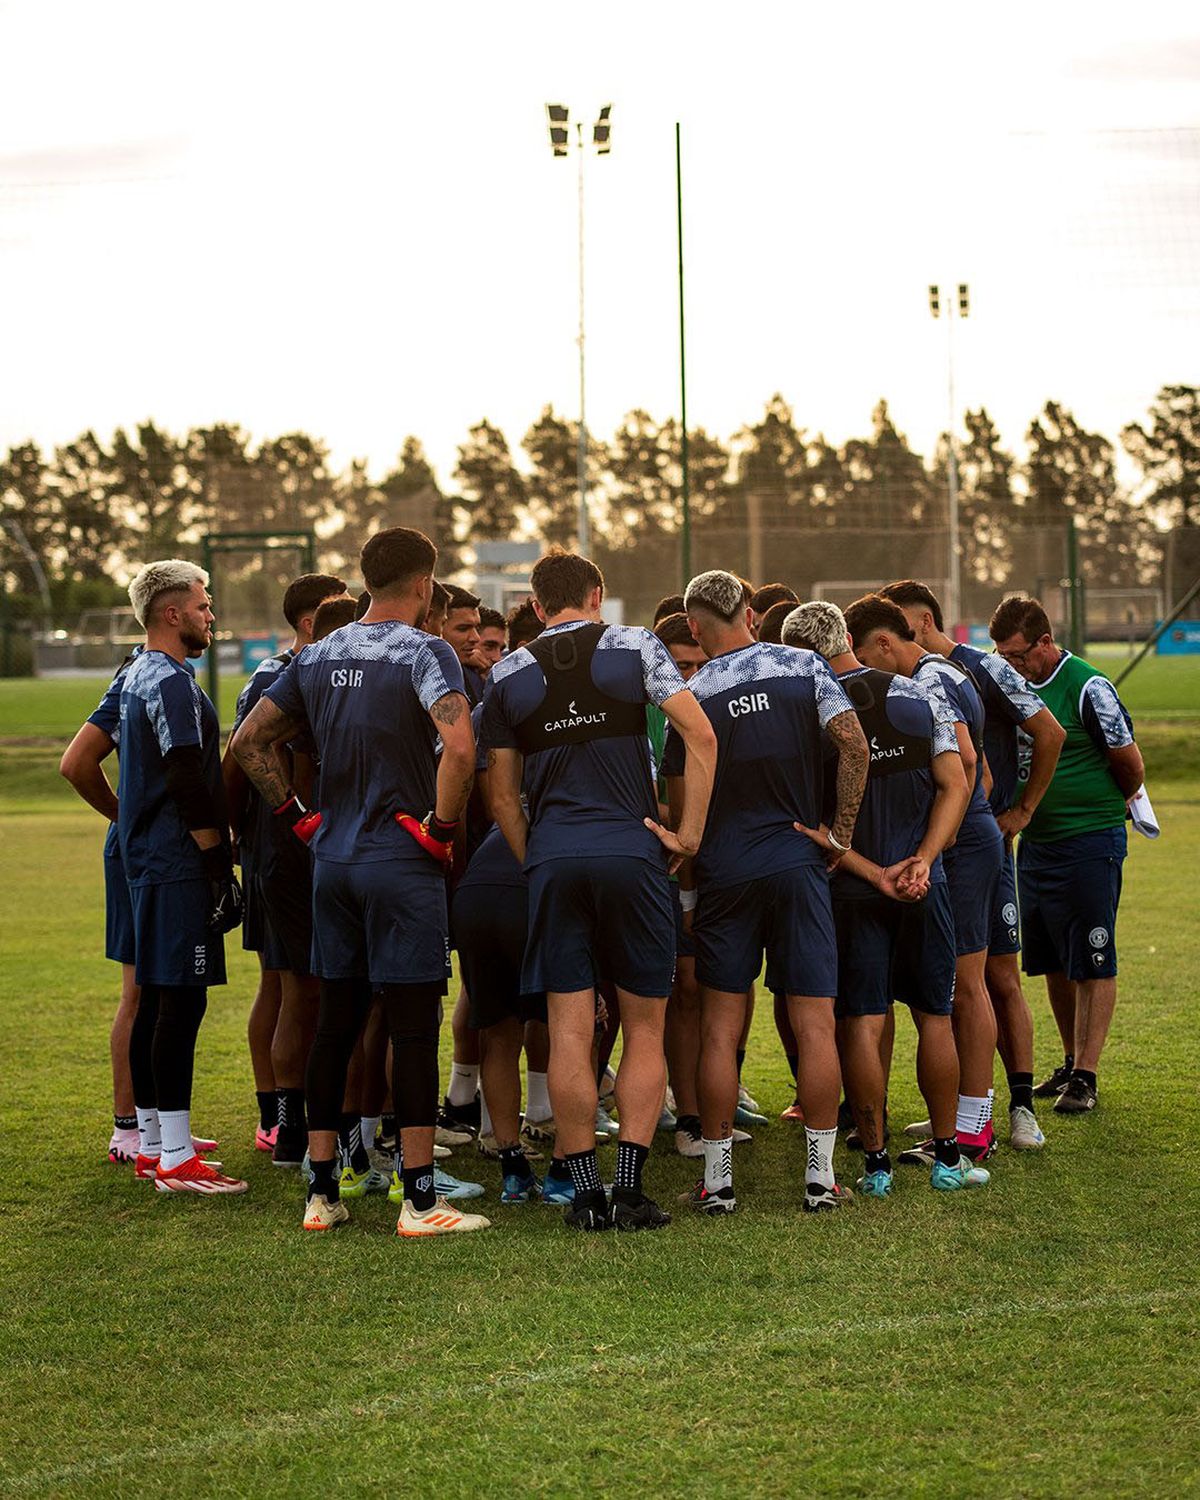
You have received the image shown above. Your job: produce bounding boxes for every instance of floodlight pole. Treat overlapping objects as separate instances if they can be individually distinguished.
[676,123,691,589]
[576,121,590,557]
[929,283,963,632]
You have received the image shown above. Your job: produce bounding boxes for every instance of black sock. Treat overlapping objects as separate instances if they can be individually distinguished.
[500,1145,531,1181]
[786,1053,799,1082]
[277,1087,306,1134]
[565,1148,603,1198]
[865,1148,891,1174]
[614,1141,648,1196]
[256,1091,275,1131]
[1062,1052,1075,1073]
[338,1113,369,1173]
[114,1113,137,1131]
[381,1112,396,1141]
[403,1163,436,1211]
[308,1157,339,1201]
[1007,1072,1034,1113]
[932,1137,960,1168]
[736,1048,746,1079]
[1072,1068,1097,1091]
[547,1156,571,1182]
[676,1112,701,1136]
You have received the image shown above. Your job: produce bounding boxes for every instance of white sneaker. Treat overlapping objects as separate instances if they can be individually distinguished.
[732,1127,751,1144]
[396,1196,491,1237]
[303,1193,350,1231]
[1009,1105,1046,1151]
[595,1105,619,1139]
[108,1127,140,1164]
[904,1117,933,1139]
[657,1104,677,1132]
[599,1065,617,1105]
[738,1084,762,1114]
[675,1124,704,1158]
[522,1114,555,1144]
[665,1085,677,1114]
[434,1143,451,1159]
[477,1132,542,1161]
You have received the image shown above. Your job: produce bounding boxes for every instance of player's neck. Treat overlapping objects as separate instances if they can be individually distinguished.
[361,599,422,627]
[924,629,957,656]
[707,626,754,658]
[895,641,926,676]
[143,629,188,664]
[828,650,861,675]
[543,607,601,628]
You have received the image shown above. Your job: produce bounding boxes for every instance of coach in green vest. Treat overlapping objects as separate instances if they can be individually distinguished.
[989,596,1145,1117]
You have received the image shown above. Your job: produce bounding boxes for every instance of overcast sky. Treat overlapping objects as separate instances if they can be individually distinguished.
[1,1,1197,491]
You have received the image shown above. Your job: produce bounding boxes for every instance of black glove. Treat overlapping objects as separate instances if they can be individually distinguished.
[201,843,244,935]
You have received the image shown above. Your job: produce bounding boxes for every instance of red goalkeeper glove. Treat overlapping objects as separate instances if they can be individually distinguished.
[396,810,457,870]
[273,792,322,845]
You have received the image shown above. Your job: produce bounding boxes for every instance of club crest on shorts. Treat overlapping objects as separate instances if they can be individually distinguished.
[1088,927,1109,949]
[1002,902,1018,927]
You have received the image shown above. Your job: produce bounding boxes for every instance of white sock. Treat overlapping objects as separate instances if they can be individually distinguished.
[480,1091,493,1138]
[447,1063,479,1108]
[159,1109,194,1170]
[136,1106,161,1158]
[805,1126,837,1189]
[525,1070,552,1123]
[956,1091,994,1137]
[702,1136,733,1193]
[361,1116,381,1153]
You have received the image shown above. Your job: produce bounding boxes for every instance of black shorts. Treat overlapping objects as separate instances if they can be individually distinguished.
[833,884,957,1019]
[1018,827,1125,981]
[258,836,314,976]
[942,826,1004,957]
[311,858,450,987]
[130,879,227,989]
[989,847,1021,957]
[453,882,547,1029]
[696,865,836,997]
[672,882,697,961]
[240,849,265,954]
[104,853,135,965]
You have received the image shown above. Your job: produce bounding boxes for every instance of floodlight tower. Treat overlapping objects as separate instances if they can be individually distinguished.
[545,103,612,557]
[928,281,969,631]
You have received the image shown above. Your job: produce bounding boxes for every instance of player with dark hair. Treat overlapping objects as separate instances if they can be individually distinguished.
[881,579,1066,1149]
[845,593,1005,1166]
[756,600,796,646]
[653,593,687,625]
[312,596,358,639]
[119,560,247,1195]
[423,580,450,637]
[233,527,488,1235]
[990,594,1144,1114]
[482,548,717,1231]
[783,601,988,1194]
[748,583,798,636]
[441,585,486,706]
[476,605,507,673]
[663,572,868,1216]
[506,599,542,652]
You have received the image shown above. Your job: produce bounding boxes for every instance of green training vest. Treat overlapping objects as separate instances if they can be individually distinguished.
[1025,651,1127,845]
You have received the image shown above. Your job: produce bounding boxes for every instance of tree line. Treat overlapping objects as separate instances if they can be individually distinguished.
[1,384,1195,627]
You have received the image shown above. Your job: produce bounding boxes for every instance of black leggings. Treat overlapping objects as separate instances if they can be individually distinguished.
[306,979,443,1133]
[129,984,209,1113]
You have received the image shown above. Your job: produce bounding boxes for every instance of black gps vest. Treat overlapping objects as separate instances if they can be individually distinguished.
[842,669,931,778]
[513,624,649,755]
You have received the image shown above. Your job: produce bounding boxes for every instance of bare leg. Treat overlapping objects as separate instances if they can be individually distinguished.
[360,999,389,1117]
[523,1019,550,1071]
[111,964,140,1117]
[248,963,282,1094]
[547,990,599,1157]
[479,1017,524,1147]
[451,987,480,1067]
[786,995,840,1130]
[1073,977,1118,1073]
[912,1012,959,1139]
[612,989,669,1146]
[879,1006,896,1090]
[986,952,1034,1075]
[1045,971,1077,1058]
[952,949,997,1098]
[271,971,319,1090]
[696,989,748,1142]
[665,955,700,1117]
[836,1014,887,1152]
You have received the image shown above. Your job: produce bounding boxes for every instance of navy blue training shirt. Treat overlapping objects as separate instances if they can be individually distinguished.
[265,619,465,865]
[87,647,143,862]
[830,667,960,898]
[117,650,225,887]
[662,641,854,891]
[949,642,1045,816]
[912,653,996,848]
[478,620,684,870]
[231,650,295,858]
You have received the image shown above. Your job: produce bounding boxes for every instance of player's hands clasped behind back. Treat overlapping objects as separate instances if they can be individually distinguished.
[201,844,245,934]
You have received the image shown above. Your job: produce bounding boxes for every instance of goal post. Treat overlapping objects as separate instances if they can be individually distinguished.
[200,530,316,705]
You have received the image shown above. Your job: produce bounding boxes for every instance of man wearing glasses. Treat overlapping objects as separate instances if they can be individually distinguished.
[989,595,1145,1116]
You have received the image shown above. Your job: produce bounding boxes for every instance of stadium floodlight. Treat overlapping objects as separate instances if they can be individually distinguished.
[958,282,970,317]
[543,101,614,556]
[928,284,941,318]
[927,281,971,630]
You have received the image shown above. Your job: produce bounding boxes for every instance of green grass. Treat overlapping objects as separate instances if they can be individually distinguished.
[1,778,1199,1493]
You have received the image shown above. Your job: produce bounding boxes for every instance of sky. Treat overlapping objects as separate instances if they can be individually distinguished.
[1,1,1197,492]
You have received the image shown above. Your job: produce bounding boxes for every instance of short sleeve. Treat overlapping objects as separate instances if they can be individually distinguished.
[87,676,123,741]
[931,719,960,756]
[661,724,686,778]
[812,657,855,729]
[479,673,520,753]
[979,652,1044,726]
[147,670,202,756]
[413,637,467,713]
[1080,677,1134,751]
[919,668,966,726]
[638,630,686,707]
[265,655,306,723]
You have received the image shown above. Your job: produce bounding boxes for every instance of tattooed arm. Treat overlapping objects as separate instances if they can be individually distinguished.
[230,697,303,808]
[487,747,527,865]
[429,691,475,825]
[825,708,869,861]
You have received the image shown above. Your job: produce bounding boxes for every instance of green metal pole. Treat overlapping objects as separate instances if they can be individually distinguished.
[676,122,691,590]
[1115,574,1200,688]
[201,534,218,707]
[1065,515,1084,657]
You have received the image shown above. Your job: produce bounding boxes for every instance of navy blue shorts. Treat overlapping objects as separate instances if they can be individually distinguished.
[258,838,314,976]
[673,882,696,961]
[240,849,265,954]
[524,856,675,998]
[833,883,957,1019]
[989,847,1021,957]
[104,853,136,965]
[453,882,547,1029]
[695,864,836,997]
[311,858,450,986]
[942,826,1004,957]
[130,879,227,989]
[1018,826,1126,982]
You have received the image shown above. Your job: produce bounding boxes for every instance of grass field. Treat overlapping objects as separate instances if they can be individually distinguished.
[2,683,1199,1496]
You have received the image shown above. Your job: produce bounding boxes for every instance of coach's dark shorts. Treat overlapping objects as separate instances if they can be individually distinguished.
[240,849,265,955]
[130,879,227,989]
[942,823,1004,957]
[524,856,674,998]
[989,846,1021,957]
[672,882,697,961]
[104,852,136,965]
[833,883,957,1019]
[311,858,450,987]
[453,883,547,1029]
[695,864,836,997]
[258,836,314,976]
[1018,826,1126,982]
